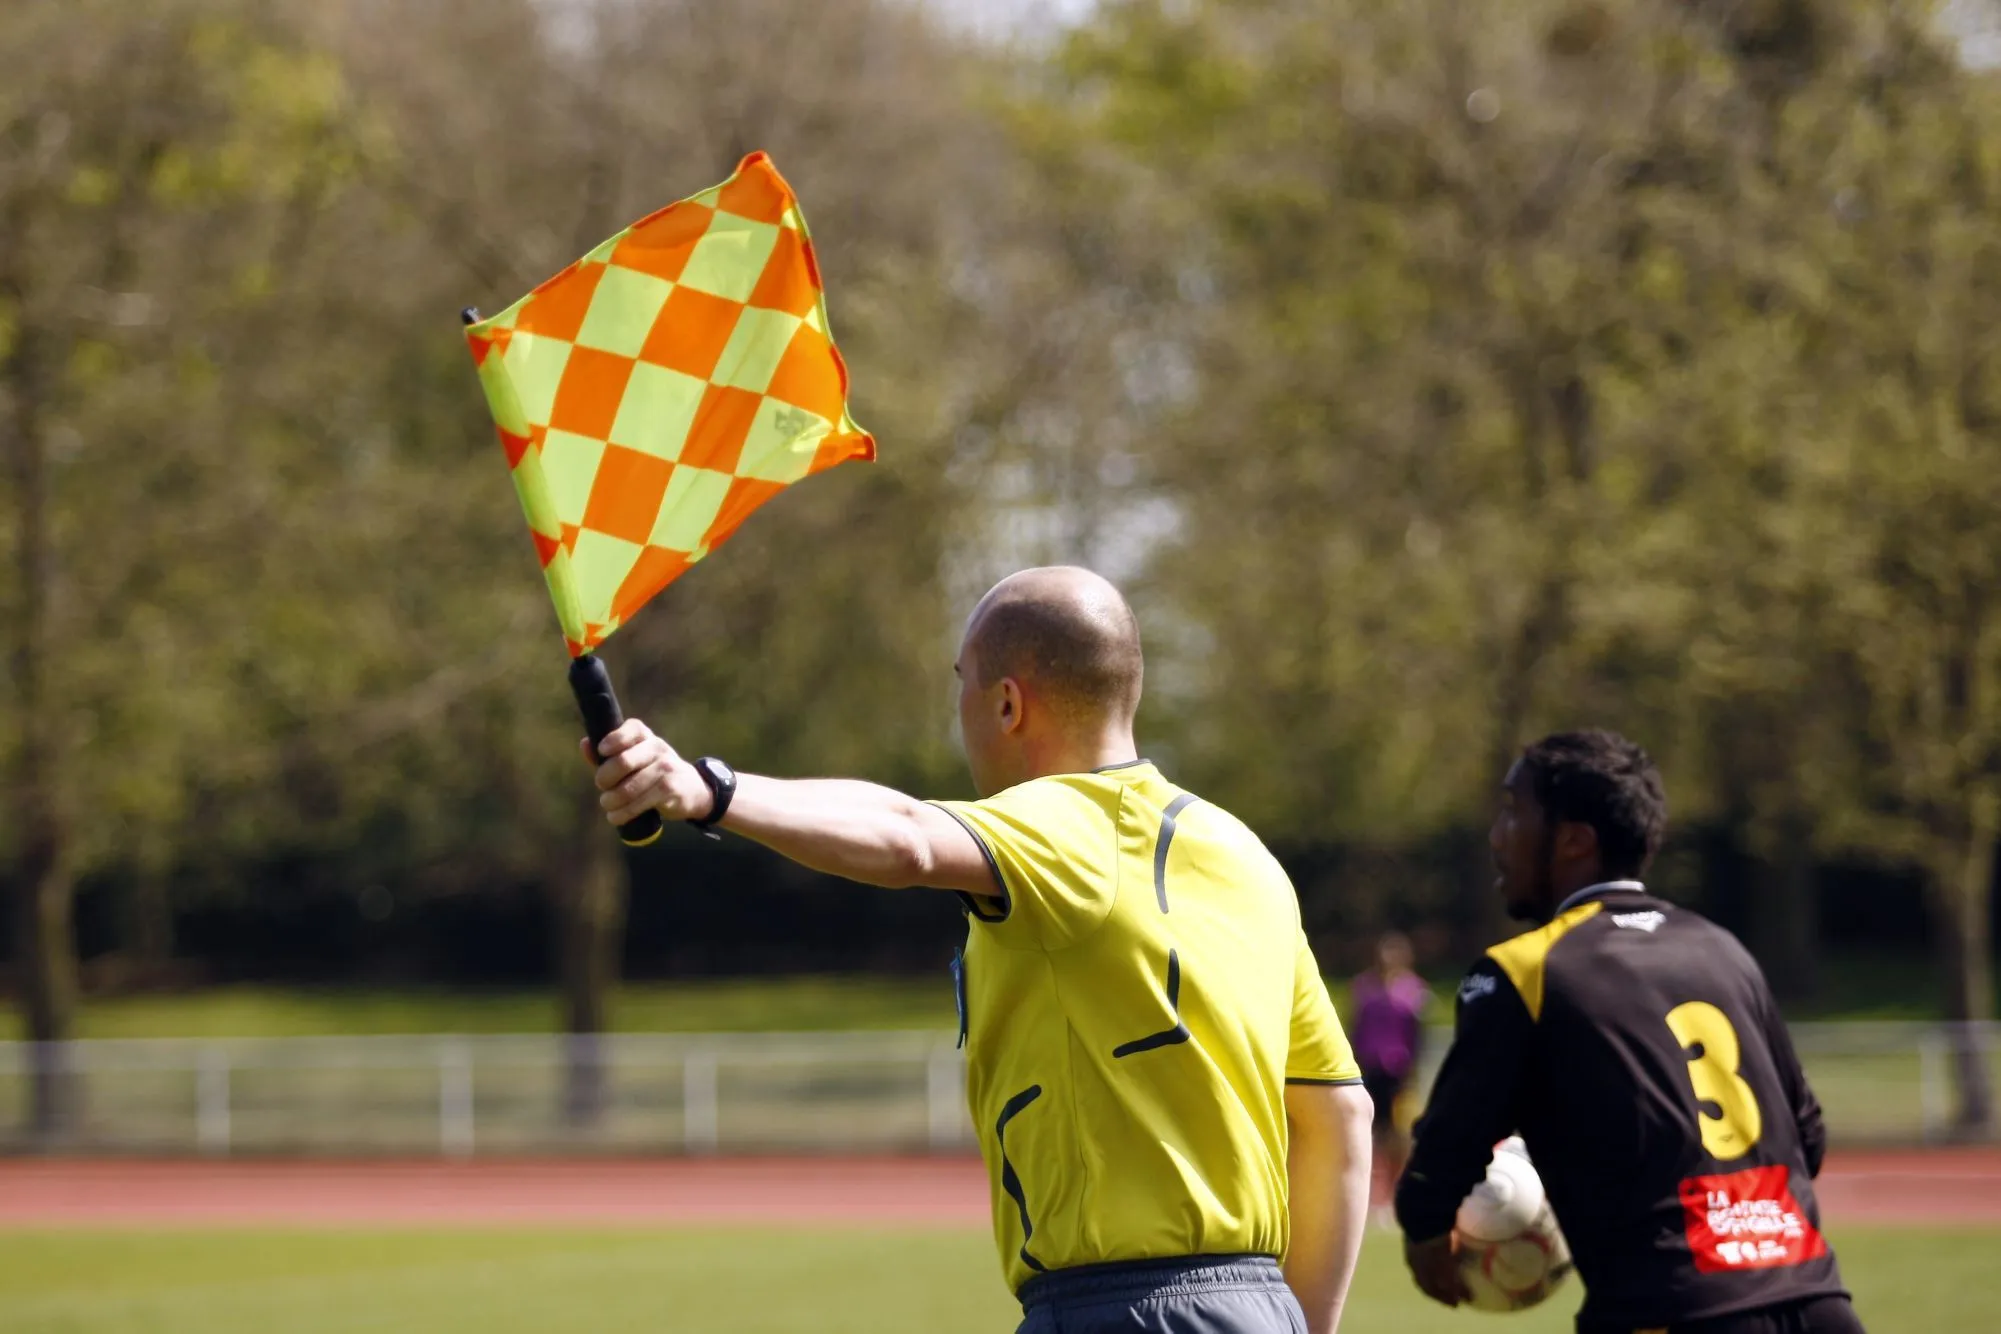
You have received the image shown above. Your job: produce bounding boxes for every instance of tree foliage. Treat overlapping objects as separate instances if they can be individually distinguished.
[3,0,1999,1131]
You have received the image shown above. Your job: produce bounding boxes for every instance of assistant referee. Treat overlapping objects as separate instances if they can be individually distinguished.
[589,566,1374,1334]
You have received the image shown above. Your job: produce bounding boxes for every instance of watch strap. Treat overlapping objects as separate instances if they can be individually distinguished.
[690,756,735,839]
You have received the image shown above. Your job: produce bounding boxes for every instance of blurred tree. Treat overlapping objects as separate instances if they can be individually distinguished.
[1014,0,1999,1033]
[1020,0,1789,947]
[3,0,1997,1131]
[1758,5,2001,1132]
[0,0,371,1135]
[1,0,1006,1125]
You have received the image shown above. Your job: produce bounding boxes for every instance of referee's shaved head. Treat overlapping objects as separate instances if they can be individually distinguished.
[964,567,1144,722]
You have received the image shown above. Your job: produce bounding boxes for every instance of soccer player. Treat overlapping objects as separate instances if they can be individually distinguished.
[588,567,1374,1334]
[1397,731,1863,1334]
[1349,932,1428,1225]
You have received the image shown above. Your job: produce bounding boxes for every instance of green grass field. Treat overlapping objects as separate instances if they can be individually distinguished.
[0,1226,1987,1334]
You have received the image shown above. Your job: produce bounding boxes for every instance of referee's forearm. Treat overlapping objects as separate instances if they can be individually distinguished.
[720,774,940,888]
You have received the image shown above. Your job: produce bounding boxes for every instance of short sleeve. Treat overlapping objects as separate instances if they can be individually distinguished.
[1286,931,1362,1084]
[931,779,1119,951]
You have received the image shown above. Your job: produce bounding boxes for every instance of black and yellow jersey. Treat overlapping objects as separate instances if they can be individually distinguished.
[933,761,1360,1293]
[1396,884,1847,1328]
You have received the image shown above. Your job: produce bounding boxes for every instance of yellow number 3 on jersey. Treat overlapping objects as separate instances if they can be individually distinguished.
[1665,1001,1764,1160]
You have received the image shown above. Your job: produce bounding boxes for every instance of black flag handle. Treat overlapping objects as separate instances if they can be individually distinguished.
[571,655,664,848]
[467,305,661,848]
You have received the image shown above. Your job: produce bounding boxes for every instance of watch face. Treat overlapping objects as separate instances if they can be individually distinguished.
[703,757,735,786]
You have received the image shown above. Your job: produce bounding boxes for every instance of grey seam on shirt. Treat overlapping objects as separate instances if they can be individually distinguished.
[1152,792,1200,913]
[930,803,1009,922]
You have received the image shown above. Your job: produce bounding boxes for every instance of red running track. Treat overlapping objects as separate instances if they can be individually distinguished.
[1809,1148,2001,1226]
[0,1156,992,1227]
[0,1150,1994,1228]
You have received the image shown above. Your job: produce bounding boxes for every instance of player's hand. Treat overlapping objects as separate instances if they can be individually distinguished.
[1403,1232,1469,1308]
[581,720,710,827]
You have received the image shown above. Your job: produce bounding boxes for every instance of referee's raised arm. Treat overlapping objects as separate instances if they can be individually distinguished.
[586,725,998,894]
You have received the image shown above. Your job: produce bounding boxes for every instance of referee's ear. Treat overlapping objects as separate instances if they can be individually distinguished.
[996,677,1025,733]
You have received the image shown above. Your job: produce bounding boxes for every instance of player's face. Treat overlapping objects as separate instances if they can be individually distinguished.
[1490,762,1555,923]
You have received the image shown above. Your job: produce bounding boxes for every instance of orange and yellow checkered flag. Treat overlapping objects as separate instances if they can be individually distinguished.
[464,152,874,657]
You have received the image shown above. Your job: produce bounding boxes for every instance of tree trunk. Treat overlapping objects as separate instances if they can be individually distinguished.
[1459,361,1591,953]
[5,321,80,1142]
[1753,809,1820,1002]
[555,789,629,1128]
[131,871,175,975]
[12,808,79,1141]
[1937,797,1997,1137]
[1463,571,1567,952]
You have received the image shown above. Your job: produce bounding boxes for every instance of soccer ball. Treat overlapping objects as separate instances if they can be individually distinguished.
[1453,1137,1574,1312]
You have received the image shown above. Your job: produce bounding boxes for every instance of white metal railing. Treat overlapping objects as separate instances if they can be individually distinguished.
[0,1021,1991,1155]
[0,1030,975,1157]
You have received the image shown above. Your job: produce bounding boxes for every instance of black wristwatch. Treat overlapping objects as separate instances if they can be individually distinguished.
[689,756,737,840]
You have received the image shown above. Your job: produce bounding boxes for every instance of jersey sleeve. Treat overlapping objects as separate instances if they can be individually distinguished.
[1759,983,1827,1178]
[930,782,1117,951]
[1395,957,1533,1242]
[1286,931,1363,1084]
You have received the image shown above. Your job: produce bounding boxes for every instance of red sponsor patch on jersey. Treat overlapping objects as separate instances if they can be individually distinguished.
[1679,1165,1827,1273]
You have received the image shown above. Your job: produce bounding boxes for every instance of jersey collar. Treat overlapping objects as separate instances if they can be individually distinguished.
[1554,879,1648,916]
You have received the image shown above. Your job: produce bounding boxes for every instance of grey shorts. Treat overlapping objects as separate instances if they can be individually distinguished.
[1016,1254,1306,1334]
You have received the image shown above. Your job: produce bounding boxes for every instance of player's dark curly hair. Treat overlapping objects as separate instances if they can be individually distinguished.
[1517,730,1667,878]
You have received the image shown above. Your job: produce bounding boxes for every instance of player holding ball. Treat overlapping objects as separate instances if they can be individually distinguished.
[1397,731,1865,1334]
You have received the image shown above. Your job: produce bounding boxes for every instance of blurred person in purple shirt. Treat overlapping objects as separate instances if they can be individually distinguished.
[1349,932,1430,1222]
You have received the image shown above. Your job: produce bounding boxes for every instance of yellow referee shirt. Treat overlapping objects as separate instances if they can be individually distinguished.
[934,761,1360,1293]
